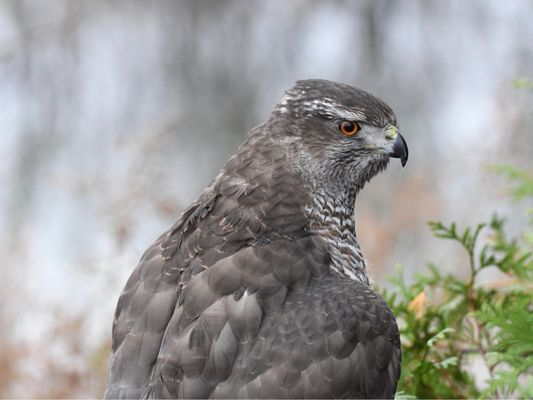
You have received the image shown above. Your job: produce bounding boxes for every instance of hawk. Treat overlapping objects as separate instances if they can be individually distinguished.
[104,79,407,399]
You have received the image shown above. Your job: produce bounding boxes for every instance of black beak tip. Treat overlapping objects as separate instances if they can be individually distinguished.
[390,133,409,167]
[400,143,408,167]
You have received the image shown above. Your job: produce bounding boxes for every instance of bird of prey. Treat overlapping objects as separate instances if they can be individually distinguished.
[105,79,407,399]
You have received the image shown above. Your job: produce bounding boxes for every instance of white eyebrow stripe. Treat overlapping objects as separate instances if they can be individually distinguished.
[334,108,366,121]
[302,99,366,121]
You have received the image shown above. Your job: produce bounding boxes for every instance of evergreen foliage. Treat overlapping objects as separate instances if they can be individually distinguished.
[382,166,533,399]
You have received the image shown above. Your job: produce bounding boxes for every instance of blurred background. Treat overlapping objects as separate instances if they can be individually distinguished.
[1,0,532,397]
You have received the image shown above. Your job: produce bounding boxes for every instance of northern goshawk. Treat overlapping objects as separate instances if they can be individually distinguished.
[105,79,407,399]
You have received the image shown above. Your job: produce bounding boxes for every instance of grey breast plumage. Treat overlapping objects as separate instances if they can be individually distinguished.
[104,79,403,399]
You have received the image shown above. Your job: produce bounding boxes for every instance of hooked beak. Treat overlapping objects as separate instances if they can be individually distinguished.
[388,133,408,167]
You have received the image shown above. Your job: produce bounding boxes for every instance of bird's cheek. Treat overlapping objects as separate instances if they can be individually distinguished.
[359,134,385,153]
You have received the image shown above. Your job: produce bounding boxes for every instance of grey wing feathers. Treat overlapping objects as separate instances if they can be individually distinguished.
[105,240,178,399]
[217,278,401,399]
[105,191,222,399]
[141,235,324,399]
[106,233,401,399]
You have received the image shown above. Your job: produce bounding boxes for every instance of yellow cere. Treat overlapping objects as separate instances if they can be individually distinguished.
[385,125,398,140]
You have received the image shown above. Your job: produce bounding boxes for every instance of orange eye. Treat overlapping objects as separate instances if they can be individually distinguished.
[339,120,360,137]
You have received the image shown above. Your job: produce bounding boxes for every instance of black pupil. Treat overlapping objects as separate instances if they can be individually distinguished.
[342,121,355,132]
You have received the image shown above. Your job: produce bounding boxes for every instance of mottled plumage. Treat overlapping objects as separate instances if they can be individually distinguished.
[105,79,408,399]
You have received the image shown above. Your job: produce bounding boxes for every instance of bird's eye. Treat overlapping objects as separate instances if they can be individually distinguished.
[339,120,360,137]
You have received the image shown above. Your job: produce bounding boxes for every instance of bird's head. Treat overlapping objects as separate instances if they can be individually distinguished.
[274,79,408,195]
